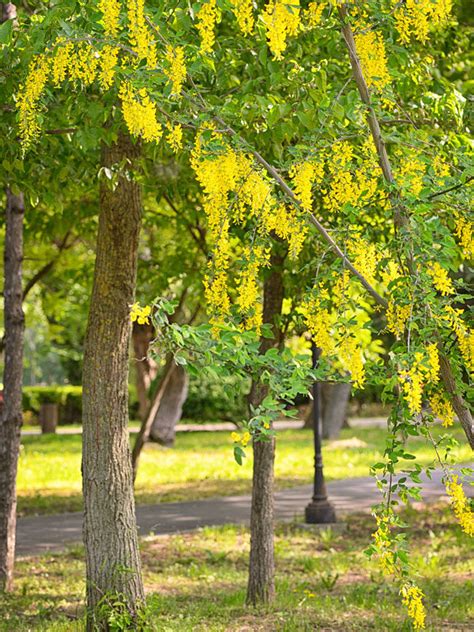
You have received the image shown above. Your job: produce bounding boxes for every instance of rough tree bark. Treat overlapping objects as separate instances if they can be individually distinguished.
[304,382,352,439]
[0,188,25,592]
[246,250,286,606]
[81,134,145,628]
[149,364,188,446]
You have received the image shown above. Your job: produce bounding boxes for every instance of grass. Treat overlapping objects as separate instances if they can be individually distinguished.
[1,503,472,630]
[17,424,472,517]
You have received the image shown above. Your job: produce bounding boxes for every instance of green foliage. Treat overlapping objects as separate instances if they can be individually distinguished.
[182,372,249,423]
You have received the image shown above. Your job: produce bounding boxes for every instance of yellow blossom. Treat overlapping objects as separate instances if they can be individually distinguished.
[394,0,453,44]
[231,431,240,443]
[371,516,395,575]
[164,45,186,96]
[17,54,50,150]
[68,43,99,85]
[166,122,183,153]
[305,1,326,29]
[98,0,121,38]
[262,0,301,61]
[196,0,221,55]
[127,0,157,67]
[354,29,391,91]
[99,45,119,89]
[397,155,426,197]
[289,161,324,212]
[426,343,440,383]
[454,214,474,259]
[386,301,411,338]
[130,303,151,325]
[446,476,474,536]
[427,262,454,296]
[400,583,426,630]
[230,0,254,35]
[52,42,73,87]
[119,83,163,142]
[430,392,455,427]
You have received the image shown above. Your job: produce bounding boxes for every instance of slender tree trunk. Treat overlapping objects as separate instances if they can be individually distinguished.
[0,189,25,592]
[82,135,145,628]
[132,322,157,421]
[149,364,188,446]
[246,250,285,606]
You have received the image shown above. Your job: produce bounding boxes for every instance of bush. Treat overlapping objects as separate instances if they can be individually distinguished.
[182,372,249,423]
[22,385,139,425]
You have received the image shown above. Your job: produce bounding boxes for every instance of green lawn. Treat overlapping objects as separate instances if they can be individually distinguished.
[1,503,472,630]
[17,425,472,516]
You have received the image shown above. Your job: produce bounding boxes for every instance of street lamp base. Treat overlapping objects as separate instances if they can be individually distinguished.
[305,499,337,524]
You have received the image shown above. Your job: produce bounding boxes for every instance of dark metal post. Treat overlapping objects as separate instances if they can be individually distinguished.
[305,343,336,524]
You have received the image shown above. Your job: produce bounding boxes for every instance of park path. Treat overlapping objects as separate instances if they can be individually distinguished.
[16,467,461,558]
[21,416,388,436]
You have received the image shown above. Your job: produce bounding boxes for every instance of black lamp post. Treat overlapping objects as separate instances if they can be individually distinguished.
[305,343,337,524]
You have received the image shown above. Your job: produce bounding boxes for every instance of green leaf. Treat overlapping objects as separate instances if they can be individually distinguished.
[0,20,12,45]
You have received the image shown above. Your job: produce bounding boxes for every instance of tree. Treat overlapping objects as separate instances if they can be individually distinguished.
[81,134,145,626]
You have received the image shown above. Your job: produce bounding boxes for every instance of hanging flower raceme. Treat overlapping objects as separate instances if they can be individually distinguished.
[196,0,221,54]
[400,583,426,630]
[127,0,157,67]
[397,155,426,197]
[304,1,326,29]
[98,0,121,38]
[52,41,73,86]
[17,54,50,151]
[68,43,99,85]
[230,0,254,35]
[119,83,162,142]
[454,214,474,259]
[427,262,454,296]
[164,45,186,96]
[262,0,301,60]
[99,45,119,89]
[289,161,324,212]
[354,29,391,91]
[166,122,183,153]
[446,476,474,536]
[394,0,453,44]
[430,392,454,427]
[398,346,441,415]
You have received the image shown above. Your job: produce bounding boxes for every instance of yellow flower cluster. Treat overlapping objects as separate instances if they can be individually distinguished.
[231,430,251,447]
[432,155,450,184]
[196,0,221,54]
[130,303,151,325]
[164,45,186,96]
[397,155,426,197]
[68,43,99,85]
[119,83,163,142]
[446,476,474,536]
[386,301,411,338]
[305,1,326,29]
[166,122,183,153]
[399,347,440,415]
[354,30,391,91]
[17,54,50,150]
[261,203,308,259]
[441,306,474,375]
[230,0,254,35]
[427,262,454,296]
[52,41,73,86]
[394,0,453,44]
[98,0,121,38]
[127,0,157,67]
[99,45,119,89]
[430,392,455,427]
[237,247,267,313]
[348,236,379,286]
[289,161,324,212]
[454,215,474,259]
[262,0,301,61]
[372,517,395,575]
[400,584,426,630]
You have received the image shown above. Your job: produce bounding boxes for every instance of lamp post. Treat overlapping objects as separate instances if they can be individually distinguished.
[305,343,337,524]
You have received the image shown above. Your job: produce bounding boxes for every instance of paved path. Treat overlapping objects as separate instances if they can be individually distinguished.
[21,417,388,436]
[16,467,460,558]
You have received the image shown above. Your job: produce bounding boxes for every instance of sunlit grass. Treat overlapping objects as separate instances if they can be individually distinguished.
[1,504,472,630]
[17,425,472,516]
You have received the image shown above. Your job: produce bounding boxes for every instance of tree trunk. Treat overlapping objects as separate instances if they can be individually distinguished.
[39,402,58,434]
[132,322,157,422]
[82,134,145,628]
[246,250,285,606]
[321,382,351,439]
[0,188,25,592]
[149,364,188,446]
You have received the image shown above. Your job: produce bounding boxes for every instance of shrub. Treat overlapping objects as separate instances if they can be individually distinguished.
[182,372,249,423]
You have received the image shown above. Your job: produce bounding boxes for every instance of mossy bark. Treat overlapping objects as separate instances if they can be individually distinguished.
[82,135,145,628]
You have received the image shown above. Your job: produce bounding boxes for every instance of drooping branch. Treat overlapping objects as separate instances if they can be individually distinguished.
[337,3,473,449]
